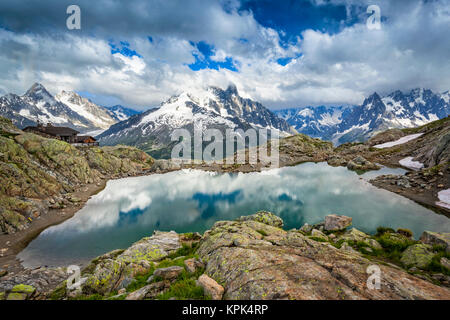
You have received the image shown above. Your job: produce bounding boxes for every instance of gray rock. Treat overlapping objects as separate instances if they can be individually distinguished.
[152,266,183,281]
[299,223,313,234]
[236,211,283,228]
[340,242,359,255]
[117,276,134,290]
[420,231,450,253]
[311,229,328,241]
[324,214,352,231]
[125,281,169,300]
[396,178,411,188]
[353,156,367,165]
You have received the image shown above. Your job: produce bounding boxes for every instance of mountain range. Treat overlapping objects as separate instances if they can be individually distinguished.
[97,85,295,158]
[1,83,449,155]
[0,83,140,133]
[276,88,450,145]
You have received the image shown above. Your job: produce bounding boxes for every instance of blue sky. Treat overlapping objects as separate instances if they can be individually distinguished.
[241,0,350,37]
[0,0,448,110]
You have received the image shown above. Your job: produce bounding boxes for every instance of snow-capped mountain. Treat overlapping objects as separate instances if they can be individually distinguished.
[55,90,116,130]
[277,88,450,145]
[276,105,349,139]
[105,105,141,122]
[0,83,98,132]
[97,85,294,158]
[0,83,135,134]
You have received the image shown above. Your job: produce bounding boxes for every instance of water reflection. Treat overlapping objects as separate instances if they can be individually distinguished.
[18,163,449,268]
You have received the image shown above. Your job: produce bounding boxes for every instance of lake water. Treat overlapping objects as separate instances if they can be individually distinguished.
[18,163,450,268]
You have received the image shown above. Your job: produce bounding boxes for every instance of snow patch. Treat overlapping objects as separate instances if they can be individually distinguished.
[399,157,423,170]
[436,189,450,210]
[373,133,424,149]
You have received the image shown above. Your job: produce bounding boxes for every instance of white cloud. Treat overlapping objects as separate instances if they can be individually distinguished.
[0,0,448,110]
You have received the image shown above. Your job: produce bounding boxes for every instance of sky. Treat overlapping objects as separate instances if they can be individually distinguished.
[0,0,449,110]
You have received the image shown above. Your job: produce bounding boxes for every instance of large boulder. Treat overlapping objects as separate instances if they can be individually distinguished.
[400,244,435,269]
[420,231,450,253]
[83,258,128,295]
[196,274,224,300]
[346,157,380,171]
[197,212,450,300]
[118,231,181,264]
[324,214,352,231]
[81,231,181,295]
[337,228,370,242]
[236,211,283,228]
[151,266,183,281]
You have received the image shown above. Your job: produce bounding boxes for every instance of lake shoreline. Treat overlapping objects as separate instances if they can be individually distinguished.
[0,179,108,275]
[1,160,448,277]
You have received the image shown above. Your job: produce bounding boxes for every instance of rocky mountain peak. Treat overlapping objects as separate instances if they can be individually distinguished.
[388,90,405,101]
[225,84,238,96]
[365,92,382,103]
[25,83,52,99]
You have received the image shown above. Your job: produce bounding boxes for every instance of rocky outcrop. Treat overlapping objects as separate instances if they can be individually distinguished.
[420,231,450,253]
[367,128,405,147]
[324,214,352,231]
[81,231,181,295]
[0,117,154,234]
[346,156,380,171]
[8,212,439,300]
[278,134,333,166]
[196,212,450,300]
[401,244,435,268]
[0,266,67,300]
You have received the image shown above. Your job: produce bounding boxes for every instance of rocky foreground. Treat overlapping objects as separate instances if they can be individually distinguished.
[1,211,449,300]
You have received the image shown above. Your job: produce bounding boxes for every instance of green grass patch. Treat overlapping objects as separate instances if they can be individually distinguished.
[376,233,416,252]
[167,243,198,260]
[309,236,328,242]
[156,278,207,300]
[424,248,450,276]
[126,264,156,292]
[155,269,208,300]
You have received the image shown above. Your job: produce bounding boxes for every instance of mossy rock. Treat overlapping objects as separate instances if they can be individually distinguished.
[12,284,36,295]
[401,244,435,269]
[337,228,369,243]
[236,211,283,228]
[310,229,328,241]
[7,292,28,300]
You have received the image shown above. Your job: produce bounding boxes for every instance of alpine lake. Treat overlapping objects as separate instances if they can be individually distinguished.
[18,162,450,268]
